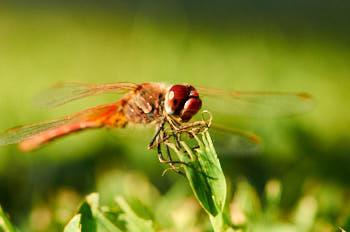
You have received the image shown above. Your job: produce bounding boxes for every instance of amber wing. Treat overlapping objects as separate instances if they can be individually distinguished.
[197,87,313,118]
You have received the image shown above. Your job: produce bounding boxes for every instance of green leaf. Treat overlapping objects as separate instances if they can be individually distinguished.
[78,201,97,232]
[0,205,17,232]
[169,131,227,217]
[64,214,82,232]
[115,196,155,232]
[69,193,122,232]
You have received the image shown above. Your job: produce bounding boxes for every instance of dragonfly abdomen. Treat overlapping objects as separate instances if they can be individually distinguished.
[18,120,101,151]
[16,103,126,152]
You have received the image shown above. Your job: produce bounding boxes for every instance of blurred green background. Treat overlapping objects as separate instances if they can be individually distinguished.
[0,0,349,231]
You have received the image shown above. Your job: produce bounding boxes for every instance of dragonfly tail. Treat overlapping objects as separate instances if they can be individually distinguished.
[16,103,127,152]
[18,120,102,152]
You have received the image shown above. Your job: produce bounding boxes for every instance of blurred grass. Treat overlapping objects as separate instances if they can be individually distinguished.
[0,1,349,231]
[2,173,349,231]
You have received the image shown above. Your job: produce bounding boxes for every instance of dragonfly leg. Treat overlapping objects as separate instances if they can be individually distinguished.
[157,142,186,176]
[156,138,186,165]
[165,144,186,176]
[165,115,179,129]
[148,119,166,149]
[157,129,187,175]
[167,111,212,134]
[165,144,187,166]
[148,134,171,150]
[172,132,184,151]
[148,118,189,176]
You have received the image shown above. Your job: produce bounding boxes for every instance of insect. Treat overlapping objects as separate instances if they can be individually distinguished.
[0,82,312,172]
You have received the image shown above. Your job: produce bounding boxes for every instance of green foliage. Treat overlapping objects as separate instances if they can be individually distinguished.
[168,132,226,217]
[1,178,349,232]
[115,197,154,232]
[62,132,229,232]
[62,193,154,232]
[62,133,350,231]
[169,131,228,231]
[0,112,349,232]
[0,205,18,232]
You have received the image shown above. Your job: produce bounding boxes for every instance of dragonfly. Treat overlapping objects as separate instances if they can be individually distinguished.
[0,82,312,172]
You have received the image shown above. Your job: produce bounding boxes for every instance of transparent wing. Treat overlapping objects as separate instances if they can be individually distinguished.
[197,87,313,118]
[33,82,137,108]
[210,125,263,157]
[0,103,120,146]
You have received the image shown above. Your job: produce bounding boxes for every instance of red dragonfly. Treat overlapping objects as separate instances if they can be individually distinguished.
[0,82,312,162]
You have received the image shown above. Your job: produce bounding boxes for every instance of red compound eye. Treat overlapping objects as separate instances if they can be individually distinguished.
[180,97,202,122]
[165,85,202,121]
[165,85,188,115]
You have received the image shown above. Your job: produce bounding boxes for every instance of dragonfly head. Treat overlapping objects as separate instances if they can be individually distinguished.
[165,85,202,122]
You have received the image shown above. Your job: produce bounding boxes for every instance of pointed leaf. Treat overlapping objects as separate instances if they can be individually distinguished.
[115,196,155,232]
[64,214,82,232]
[169,131,227,217]
[76,193,122,232]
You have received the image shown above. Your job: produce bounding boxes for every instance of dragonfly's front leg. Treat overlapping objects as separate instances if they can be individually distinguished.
[157,142,185,174]
[154,129,186,176]
[156,136,186,166]
[164,143,185,177]
[148,119,166,150]
[172,131,183,151]
[166,110,212,134]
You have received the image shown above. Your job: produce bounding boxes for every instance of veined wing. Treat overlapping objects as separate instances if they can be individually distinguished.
[197,87,313,118]
[33,82,137,108]
[0,103,121,151]
[211,124,263,156]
